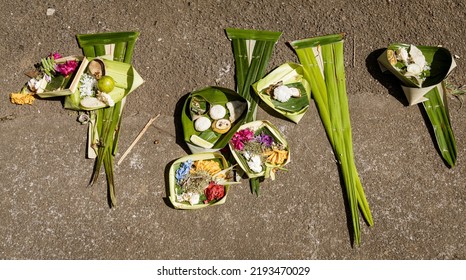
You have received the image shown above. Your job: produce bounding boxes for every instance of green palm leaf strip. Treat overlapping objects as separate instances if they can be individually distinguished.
[226,28,282,122]
[422,84,457,167]
[290,33,373,245]
[88,104,121,206]
[226,28,282,195]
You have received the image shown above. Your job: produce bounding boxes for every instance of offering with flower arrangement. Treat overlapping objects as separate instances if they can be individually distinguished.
[63,57,143,111]
[10,52,84,104]
[169,152,238,210]
[10,49,144,208]
[229,120,289,182]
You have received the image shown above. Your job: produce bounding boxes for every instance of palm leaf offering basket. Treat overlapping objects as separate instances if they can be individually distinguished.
[252,62,311,123]
[378,43,457,167]
[229,120,290,180]
[168,152,234,210]
[377,44,456,105]
[181,86,248,153]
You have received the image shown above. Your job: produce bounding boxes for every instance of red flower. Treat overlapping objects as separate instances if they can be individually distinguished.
[204,182,225,203]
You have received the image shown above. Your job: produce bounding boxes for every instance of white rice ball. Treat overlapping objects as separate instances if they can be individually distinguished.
[209,104,227,120]
[273,85,292,102]
[194,116,211,132]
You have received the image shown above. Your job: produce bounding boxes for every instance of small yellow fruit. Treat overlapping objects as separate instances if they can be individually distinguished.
[98,76,115,93]
[212,119,231,134]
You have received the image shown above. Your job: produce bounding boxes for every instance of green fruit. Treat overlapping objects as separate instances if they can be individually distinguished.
[98,76,115,93]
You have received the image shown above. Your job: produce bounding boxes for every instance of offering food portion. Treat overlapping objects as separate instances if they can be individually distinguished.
[182,86,247,152]
[252,62,311,123]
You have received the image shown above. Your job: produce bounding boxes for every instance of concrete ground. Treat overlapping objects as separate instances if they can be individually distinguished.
[1,0,465,259]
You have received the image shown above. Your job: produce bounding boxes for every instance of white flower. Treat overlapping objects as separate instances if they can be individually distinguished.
[247,154,263,173]
[243,151,252,160]
[177,192,200,205]
[406,64,422,76]
[396,45,429,86]
[188,193,200,205]
[97,92,115,107]
[396,47,409,64]
[409,45,426,70]
[79,73,97,97]
[28,77,48,93]
[273,85,292,102]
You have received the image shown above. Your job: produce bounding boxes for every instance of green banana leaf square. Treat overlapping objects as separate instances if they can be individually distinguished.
[35,56,85,98]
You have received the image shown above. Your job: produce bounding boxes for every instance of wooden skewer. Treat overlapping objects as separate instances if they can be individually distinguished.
[117,114,160,165]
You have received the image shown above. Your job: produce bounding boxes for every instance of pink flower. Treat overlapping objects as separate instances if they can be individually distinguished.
[50,52,62,60]
[239,128,254,141]
[230,128,255,150]
[55,60,78,76]
[230,134,244,150]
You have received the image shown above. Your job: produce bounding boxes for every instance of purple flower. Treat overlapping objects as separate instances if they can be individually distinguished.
[257,132,274,147]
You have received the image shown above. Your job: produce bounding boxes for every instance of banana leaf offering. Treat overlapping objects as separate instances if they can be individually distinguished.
[378,43,456,104]
[168,152,238,210]
[229,120,290,182]
[378,44,457,167]
[181,86,248,153]
[10,53,84,104]
[35,55,85,98]
[252,62,311,123]
[64,57,144,111]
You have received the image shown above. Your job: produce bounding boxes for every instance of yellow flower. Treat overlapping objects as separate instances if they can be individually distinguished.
[191,160,223,177]
[263,148,288,165]
[10,93,35,105]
